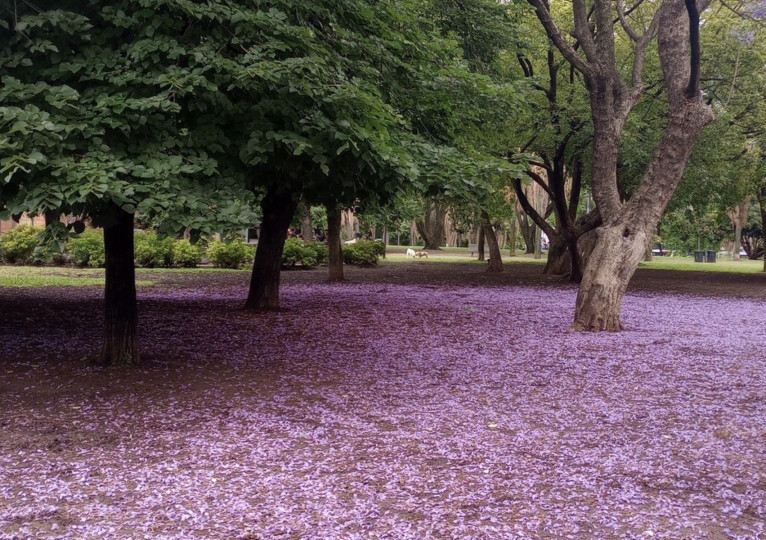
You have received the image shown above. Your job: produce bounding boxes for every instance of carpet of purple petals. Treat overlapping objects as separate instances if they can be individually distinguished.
[1,274,765,539]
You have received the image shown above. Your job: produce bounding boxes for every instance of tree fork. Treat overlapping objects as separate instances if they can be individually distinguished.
[101,205,139,365]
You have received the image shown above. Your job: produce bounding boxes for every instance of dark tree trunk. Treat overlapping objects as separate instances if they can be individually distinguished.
[415,201,445,250]
[758,187,766,272]
[326,205,344,282]
[482,210,503,273]
[543,235,571,276]
[300,202,313,242]
[477,225,486,261]
[245,185,299,310]
[101,205,138,365]
[508,218,517,256]
[517,212,536,254]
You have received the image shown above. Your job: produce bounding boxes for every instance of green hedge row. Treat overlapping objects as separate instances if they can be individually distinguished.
[0,226,362,269]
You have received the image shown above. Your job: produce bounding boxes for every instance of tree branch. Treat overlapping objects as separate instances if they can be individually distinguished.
[526,0,593,78]
[685,0,701,98]
[513,179,556,238]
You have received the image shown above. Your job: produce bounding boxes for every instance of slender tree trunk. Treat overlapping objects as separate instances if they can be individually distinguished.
[245,185,299,310]
[101,205,138,365]
[508,218,517,256]
[300,202,313,242]
[409,220,418,246]
[533,226,542,259]
[482,211,503,273]
[477,225,486,260]
[326,205,344,282]
[758,187,766,272]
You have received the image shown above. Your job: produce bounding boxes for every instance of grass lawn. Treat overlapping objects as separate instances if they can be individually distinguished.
[0,266,155,287]
[639,256,764,274]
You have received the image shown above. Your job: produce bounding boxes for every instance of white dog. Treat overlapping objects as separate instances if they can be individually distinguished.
[406,248,416,258]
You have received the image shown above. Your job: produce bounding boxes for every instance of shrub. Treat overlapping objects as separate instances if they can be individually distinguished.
[173,239,202,268]
[0,225,43,264]
[343,240,380,265]
[134,231,175,268]
[69,229,105,268]
[207,239,253,269]
[282,238,327,269]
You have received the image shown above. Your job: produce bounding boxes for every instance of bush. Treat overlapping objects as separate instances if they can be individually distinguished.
[0,225,43,264]
[343,240,380,265]
[282,238,327,269]
[134,230,175,268]
[69,229,105,268]
[173,239,202,268]
[207,239,254,269]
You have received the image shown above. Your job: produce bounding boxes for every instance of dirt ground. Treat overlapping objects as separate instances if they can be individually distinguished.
[0,260,764,539]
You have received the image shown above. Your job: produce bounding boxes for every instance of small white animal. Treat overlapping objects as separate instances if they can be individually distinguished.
[414,251,428,259]
[406,248,416,258]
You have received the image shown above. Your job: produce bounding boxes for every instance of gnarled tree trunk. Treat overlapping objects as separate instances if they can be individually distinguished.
[415,201,445,250]
[245,185,299,310]
[101,205,138,365]
[326,205,344,282]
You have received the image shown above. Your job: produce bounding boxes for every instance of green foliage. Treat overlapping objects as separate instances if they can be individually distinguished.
[134,230,175,268]
[69,229,105,268]
[282,238,328,269]
[207,239,253,269]
[343,240,380,265]
[172,240,203,268]
[0,225,42,264]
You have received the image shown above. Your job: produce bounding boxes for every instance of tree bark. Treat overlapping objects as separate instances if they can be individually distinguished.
[326,205,344,282]
[758,187,766,272]
[482,210,503,273]
[300,202,313,242]
[477,225,486,260]
[508,217,517,256]
[571,223,649,331]
[415,201,445,250]
[101,205,138,365]
[245,185,299,310]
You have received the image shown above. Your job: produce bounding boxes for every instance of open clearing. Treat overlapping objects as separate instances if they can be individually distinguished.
[0,261,764,539]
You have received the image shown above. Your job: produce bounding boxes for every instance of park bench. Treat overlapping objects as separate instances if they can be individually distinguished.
[468,243,490,257]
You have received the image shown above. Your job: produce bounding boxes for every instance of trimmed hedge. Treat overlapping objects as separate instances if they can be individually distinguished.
[0,225,42,264]
[282,238,328,269]
[343,240,382,265]
[207,239,254,269]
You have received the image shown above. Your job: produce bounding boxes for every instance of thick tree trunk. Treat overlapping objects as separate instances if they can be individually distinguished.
[572,224,649,331]
[326,206,344,282]
[543,235,571,276]
[477,226,486,260]
[482,211,503,273]
[101,205,138,365]
[415,201,445,250]
[300,202,313,242]
[533,226,542,259]
[245,185,299,310]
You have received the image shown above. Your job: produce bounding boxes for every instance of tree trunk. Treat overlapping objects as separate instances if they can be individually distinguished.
[482,211,503,273]
[245,185,299,310]
[101,205,138,365]
[543,235,571,276]
[572,224,650,331]
[477,225,486,260]
[409,220,418,246]
[300,202,313,242]
[533,226,542,259]
[508,217,517,256]
[516,211,536,254]
[758,187,766,272]
[326,205,344,282]
[415,201,445,250]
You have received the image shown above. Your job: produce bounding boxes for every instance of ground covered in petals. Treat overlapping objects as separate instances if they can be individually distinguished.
[1,262,764,539]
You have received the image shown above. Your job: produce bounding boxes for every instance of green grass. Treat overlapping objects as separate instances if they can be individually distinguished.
[639,256,764,274]
[0,267,154,287]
